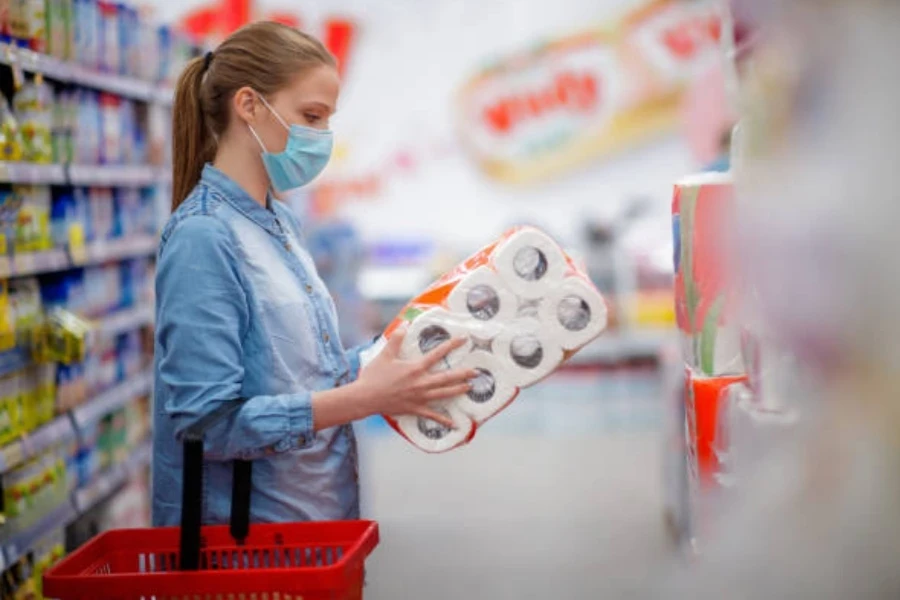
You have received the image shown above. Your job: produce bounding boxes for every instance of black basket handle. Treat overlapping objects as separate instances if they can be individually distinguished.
[179,399,253,571]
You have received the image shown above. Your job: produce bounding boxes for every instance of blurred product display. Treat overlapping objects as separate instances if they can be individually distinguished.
[0,1,194,594]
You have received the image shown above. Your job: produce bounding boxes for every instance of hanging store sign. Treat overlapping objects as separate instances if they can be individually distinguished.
[457,0,722,184]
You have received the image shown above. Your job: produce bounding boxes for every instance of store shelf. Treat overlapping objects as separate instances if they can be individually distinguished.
[72,440,151,514]
[0,43,172,104]
[0,162,165,186]
[68,164,163,187]
[71,371,152,431]
[0,415,76,475]
[91,303,154,338]
[0,440,151,570]
[0,235,157,279]
[0,162,66,184]
[0,498,77,572]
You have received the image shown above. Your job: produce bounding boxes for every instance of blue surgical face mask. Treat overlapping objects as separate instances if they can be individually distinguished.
[248,93,333,193]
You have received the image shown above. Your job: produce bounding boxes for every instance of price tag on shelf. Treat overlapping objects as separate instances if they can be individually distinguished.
[68,223,88,265]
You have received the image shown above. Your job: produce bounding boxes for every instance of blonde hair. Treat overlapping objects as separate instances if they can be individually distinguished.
[171,22,336,210]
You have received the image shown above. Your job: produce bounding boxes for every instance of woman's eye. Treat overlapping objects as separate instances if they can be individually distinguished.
[304,114,321,124]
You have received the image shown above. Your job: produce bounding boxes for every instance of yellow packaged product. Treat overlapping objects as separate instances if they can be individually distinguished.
[13,78,53,164]
[0,97,24,162]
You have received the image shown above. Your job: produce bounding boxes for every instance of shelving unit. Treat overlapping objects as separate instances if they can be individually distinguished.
[0,369,152,474]
[0,439,151,572]
[0,43,173,105]
[0,32,170,578]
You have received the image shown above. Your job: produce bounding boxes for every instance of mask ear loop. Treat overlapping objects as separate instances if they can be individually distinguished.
[254,91,291,131]
[247,123,268,153]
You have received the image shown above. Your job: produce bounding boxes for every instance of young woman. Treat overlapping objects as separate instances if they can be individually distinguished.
[152,22,474,525]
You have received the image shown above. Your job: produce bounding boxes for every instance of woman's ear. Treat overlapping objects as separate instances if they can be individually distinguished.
[233,87,259,124]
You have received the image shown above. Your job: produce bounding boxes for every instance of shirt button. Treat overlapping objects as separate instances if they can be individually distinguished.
[298,435,306,446]
[284,242,292,251]
[305,284,313,294]
[323,333,330,343]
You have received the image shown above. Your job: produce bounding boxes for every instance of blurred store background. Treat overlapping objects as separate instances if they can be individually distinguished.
[0,0,792,597]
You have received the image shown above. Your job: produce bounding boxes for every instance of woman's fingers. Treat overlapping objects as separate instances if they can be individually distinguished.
[412,408,456,429]
[422,368,477,389]
[420,337,467,369]
[423,383,472,401]
[383,322,409,358]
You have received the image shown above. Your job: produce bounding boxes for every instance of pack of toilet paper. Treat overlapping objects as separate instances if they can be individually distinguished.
[379,226,609,453]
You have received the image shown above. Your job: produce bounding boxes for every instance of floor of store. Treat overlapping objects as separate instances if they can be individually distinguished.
[357,382,671,599]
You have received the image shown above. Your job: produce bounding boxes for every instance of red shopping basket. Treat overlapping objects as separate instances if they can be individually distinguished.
[44,422,379,599]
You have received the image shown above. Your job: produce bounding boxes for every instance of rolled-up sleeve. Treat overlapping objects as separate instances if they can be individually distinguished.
[156,215,315,461]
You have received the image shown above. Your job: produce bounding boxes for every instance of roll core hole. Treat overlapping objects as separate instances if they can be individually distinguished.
[557,295,591,331]
[466,284,500,320]
[418,325,451,354]
[417,407,452,440]
[510,334,544,369]
[467,368,496,404]
[513,246,548,281]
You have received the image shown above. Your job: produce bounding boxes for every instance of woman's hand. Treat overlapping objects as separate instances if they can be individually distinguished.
[355,326,476,428]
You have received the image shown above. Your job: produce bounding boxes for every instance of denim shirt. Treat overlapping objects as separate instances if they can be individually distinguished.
[152,165,365,526]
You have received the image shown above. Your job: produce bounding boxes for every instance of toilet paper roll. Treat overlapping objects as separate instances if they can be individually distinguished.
[492,319,565,387]
[446,266,518,323]
[394,403,475,453]
[449,351,519,424]
[538,276,609,350]
[492,228,567,299]
[399,308,474,367]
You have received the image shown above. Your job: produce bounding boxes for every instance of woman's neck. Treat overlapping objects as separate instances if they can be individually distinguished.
[213,142,269,208]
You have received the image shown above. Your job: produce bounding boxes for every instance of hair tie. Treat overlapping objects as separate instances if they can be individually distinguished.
[203,51,214,71]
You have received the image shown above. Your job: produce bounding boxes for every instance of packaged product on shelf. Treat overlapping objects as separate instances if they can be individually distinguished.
[46,0,73,59]
[117,3,138,77]
[98,93,121,164]
[73,0,99,70]
[0,372,19,445]
[375,226,609,453]
[88,186,113,240]
[13,77,54,164]
[673,172,744,377]
[0,97,25,162]
[51,89,74,164]
[8,0,45,52]
[31,529,66,599]
[34,362,56,424]
[0,0,10,44]
[50,186,75,248]
[96,0,117,73]
[55,362,83,411]
[12,185,51,252]
[75,418,98,486]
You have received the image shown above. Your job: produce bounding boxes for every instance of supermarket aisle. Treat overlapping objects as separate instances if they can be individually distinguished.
[357,379,671,599]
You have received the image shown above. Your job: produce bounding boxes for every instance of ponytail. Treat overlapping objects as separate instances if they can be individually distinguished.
[171,56,213,211]
[169,23,336,211]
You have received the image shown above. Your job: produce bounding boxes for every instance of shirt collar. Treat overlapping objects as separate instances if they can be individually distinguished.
[200,164,281,236]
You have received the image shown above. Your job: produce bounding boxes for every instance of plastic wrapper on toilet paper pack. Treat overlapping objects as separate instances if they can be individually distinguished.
[673,172,745,377]
[378,226,609,453]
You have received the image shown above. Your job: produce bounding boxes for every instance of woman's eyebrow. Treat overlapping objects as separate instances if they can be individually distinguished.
[302,101,336,115]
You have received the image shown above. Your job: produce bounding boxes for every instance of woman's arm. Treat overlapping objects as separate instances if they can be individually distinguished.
[157,215,328,461]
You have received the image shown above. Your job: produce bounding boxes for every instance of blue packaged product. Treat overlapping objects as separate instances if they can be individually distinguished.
[74,0,99,70]
[157,24,171,83]
[51,187,79,249]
